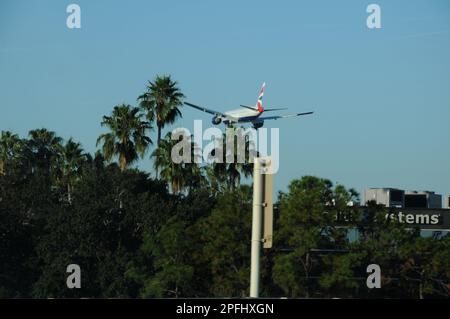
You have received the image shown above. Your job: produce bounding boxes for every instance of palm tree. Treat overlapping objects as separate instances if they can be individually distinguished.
[27,128,63,175]
[207,130,256,191]
[59,138,88,203]
[97,104,152,171]
[138,75,185,177]
[152,132,202,194]
[184,137,205,192]
[0,131,23,175]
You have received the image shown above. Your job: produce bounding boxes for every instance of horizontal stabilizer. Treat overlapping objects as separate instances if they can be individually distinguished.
[263,107,288,112]
[240,104,258,111]
[240,105,288,112]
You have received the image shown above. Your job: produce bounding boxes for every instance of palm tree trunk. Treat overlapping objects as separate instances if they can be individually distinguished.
[172,179,180,195]
[305,253,310,298]
[67,183,72,204]
[419,271,425,299]
[119,154,126,171]
[157,123,162,146]
[156,123,162,178]
[119,136,128,172]
[419,281,423,299]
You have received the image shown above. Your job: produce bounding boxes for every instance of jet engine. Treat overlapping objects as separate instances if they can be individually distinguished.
[252,120,264,129]
[212,116,222,125]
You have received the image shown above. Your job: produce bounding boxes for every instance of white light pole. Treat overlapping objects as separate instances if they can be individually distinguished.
[250,158,264,298]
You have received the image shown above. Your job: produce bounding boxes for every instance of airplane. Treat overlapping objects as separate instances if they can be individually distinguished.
[184,82,313,129]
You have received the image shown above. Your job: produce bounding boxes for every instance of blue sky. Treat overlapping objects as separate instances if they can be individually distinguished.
[1,0,449,200]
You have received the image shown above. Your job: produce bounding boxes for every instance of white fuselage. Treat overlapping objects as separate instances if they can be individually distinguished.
[223,107,261,123]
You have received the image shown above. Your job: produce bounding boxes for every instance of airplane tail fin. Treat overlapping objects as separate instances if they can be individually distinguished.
[256,82,265,113]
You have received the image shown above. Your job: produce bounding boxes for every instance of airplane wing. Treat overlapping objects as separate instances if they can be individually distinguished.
[184,102,225,117]
[258,111,314,121]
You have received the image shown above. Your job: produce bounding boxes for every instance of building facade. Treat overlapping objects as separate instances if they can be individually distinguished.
[404,191,442,209]
[364,188,444,209]
[444,195,450,209]
[364,188,405,208]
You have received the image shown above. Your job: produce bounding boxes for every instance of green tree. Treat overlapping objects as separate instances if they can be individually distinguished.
[0,181,37,297]
[195,185,254,297]
[0,133,59,297]
[138,75,184,179]
[152,132,202,194]
[273,176,358,298]
[206,130,255,191]
[133,217,195,298]
[138,75,184,147]
[27,128,63,176]
[57,138,88,203]
[349,202,417,298]
[31,163,174,298]
[0,131,23,176]
[97,104,152,171]
[397,234,450,298]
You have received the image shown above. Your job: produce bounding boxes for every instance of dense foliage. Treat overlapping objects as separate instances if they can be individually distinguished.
[1,76,448,298]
